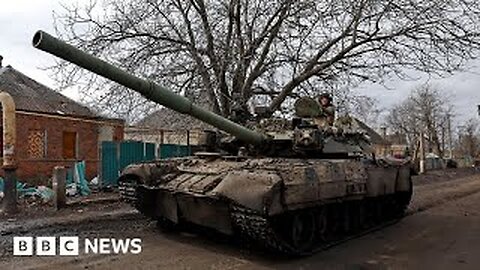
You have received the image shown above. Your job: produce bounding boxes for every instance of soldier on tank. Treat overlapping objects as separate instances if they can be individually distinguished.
[314,93,335,127]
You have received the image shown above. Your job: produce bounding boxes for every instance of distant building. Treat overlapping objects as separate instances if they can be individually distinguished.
[125,108,216,158]
[0,64,124,185]
[372,131,409,158]
[385,133,410,158]
[126,107,214,146]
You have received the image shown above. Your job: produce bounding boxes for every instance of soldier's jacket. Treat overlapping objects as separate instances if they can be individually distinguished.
[322,104,335,123]
[314,104,335,127]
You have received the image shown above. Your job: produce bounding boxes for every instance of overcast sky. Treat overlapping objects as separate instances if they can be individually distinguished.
[0,0,84,100]
[1,0,480,124]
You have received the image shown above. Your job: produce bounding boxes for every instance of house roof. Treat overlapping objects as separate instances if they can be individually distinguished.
[135,108,214,130]
[0,65,96,118]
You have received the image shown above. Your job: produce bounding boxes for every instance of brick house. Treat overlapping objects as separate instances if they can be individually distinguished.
[0,64,124,185]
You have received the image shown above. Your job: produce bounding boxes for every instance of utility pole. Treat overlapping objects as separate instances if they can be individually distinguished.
[419,130,426,174]
[380,126,387,157]
[0,92,17,214]
[448,113,452,159]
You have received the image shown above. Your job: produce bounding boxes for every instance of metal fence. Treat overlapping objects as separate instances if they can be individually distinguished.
[100,141,155,186]
[100,141,192,186]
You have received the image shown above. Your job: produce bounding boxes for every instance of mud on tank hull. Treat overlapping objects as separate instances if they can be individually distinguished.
[118,157,412,255]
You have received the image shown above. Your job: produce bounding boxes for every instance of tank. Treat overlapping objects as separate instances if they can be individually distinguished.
[33,30,413,255]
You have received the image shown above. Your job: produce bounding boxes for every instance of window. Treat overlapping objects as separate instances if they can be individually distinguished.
[28,129,47,158]
[63,131,77,159]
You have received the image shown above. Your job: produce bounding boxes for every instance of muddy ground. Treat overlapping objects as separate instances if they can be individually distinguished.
[1,169,480,269]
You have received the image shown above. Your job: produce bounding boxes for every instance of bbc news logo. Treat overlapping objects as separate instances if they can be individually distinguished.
[13,237,142,256]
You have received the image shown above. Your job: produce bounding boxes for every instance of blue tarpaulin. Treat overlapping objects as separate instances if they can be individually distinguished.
[0,177,54,202]
[66,161,91,196]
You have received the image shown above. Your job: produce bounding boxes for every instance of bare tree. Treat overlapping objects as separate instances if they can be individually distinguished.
[50,0,480,122]
[386,83,453,157]
[345,95,383,128]
[456,118,479,158]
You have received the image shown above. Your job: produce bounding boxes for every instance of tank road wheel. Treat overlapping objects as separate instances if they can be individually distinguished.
[349,201,366,232]
[357,202,367,230]
[290,212,317,252]
[342,203,352,233]
[364,198,383,225]
[316,208,328,242]
[374,198,386,223]
[275,211,316,253]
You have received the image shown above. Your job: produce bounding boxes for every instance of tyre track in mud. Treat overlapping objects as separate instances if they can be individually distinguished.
[408,173,480,214]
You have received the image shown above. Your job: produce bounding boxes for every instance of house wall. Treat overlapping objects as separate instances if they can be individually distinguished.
[124,128,209,146]
[0,111,124,185]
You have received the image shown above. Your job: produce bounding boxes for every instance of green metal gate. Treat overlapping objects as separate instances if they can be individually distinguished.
[101,141,156,186]
[159,144,191,159]
[101,141,119,187]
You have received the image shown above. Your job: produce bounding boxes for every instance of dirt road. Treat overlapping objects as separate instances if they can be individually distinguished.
[2,172,480,270]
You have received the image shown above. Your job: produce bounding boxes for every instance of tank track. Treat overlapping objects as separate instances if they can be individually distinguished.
[231,205,295,254]
[230,200,405,256]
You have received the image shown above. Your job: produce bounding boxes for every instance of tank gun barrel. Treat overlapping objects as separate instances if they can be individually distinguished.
[32,30,266,145]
